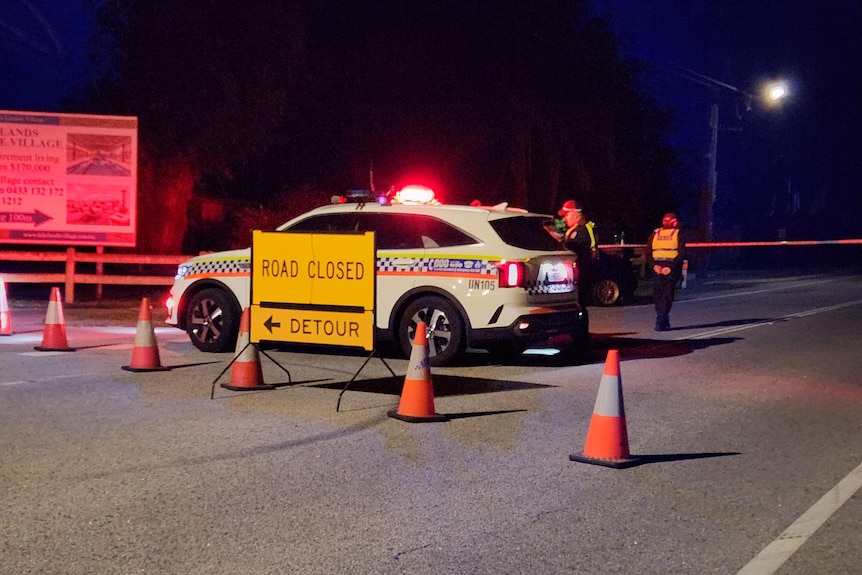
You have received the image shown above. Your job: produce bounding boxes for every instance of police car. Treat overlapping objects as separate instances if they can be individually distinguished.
[165,186,590,366]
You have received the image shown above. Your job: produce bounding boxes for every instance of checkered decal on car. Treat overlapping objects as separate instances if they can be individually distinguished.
[377,257,497,275]
[523,278,575,295]
[186,257,250,277]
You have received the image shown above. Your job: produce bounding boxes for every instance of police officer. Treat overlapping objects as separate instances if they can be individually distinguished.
[646,212,686,331]
[558,200,597,307]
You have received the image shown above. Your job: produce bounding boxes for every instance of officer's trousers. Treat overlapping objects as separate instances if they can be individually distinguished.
[653,272,678,328]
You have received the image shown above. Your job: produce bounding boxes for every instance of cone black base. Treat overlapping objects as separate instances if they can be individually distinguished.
[569,452,641,469]
[220,382,274,392]
[387,410,448,423]
[122,365,170,372]
[33,346,75,352]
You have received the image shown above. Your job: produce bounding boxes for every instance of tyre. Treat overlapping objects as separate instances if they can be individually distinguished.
[184,287,240,353]
[398,296,465,367]
[592,277,622,306]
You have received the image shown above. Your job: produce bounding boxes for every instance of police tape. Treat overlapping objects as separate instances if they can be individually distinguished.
[598,239,862,250]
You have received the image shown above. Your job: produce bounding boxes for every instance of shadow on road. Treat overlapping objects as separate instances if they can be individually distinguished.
[589,333,741,363]
[314,374,554,397]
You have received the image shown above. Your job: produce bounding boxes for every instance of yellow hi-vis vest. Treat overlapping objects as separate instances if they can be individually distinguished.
[585,221,597,250]
[652,228,680,261]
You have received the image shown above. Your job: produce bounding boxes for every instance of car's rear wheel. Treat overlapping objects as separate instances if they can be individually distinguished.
[592,277,623,306]
[185,287,240,353]
[398,296,465,367]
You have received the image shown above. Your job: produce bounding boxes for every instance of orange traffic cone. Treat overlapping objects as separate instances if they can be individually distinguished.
[0,277,12,336]
[34,287,74,352]
[388,322,447,422]
[221,307,273,391]
[122,298,169,372]
[569,349,640,468]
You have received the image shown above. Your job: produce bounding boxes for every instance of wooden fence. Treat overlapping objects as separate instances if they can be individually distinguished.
[0,247,189,304]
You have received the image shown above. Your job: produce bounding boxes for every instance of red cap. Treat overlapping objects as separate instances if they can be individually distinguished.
[558,200,580,216]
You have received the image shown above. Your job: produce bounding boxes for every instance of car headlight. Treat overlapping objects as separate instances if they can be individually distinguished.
[175,264,189,279]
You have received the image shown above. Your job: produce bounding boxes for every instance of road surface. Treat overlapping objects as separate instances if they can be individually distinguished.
[1,271,860,574]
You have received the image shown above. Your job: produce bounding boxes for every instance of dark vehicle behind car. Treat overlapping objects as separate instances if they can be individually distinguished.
[590,249,641,306]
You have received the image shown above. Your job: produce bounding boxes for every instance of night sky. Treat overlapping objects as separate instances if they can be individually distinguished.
[0,0,92,110]
[592,0,862,238]
[3,0,861,238]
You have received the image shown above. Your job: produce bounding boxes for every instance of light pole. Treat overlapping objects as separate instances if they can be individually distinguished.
[671,64,788,241]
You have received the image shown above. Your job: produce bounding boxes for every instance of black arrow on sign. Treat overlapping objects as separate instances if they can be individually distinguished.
[264,316,281,333]
[0,209,54,227]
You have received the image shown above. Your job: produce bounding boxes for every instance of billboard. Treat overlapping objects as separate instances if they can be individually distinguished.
[0,110,138,247]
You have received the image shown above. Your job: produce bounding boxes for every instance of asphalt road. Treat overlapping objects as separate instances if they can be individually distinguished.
[1,272,861,575]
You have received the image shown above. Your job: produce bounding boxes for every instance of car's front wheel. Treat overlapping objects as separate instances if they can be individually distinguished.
[185,287,240,353]
[398,296,465,367]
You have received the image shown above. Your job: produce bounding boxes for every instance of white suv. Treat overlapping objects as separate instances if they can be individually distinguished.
[165,187,589,366]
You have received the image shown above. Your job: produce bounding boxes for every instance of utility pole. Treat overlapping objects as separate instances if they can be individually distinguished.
[699,103,719,242]
[668,63,787,243]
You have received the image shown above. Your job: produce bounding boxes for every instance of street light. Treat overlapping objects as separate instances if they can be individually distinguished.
[670,64,788,241]
[765,82,788,102]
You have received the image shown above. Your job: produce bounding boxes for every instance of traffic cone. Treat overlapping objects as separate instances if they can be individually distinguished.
[122,297,169,372]
[388,322,447,422]
[34,287,74,352]
[0,278,12,336]
[220,307,273,391]
[569,349,640,468]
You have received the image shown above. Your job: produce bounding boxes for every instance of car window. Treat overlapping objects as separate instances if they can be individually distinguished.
[350,213,479,250]
[415,216,479,248]
[490,215,566,251]
[283,213,357,233]
[283,211,480,250]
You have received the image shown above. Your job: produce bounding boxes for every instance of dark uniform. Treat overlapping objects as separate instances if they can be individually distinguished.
[646,213,686,331]
[558,200,597,307]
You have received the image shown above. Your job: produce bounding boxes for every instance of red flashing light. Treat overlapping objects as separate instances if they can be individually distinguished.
[392,185,439,205]
[496,260,524,288]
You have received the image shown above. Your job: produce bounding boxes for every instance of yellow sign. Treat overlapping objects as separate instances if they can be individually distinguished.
[250,230,376,350]
[250,307,374,350]
[251,230,374,308]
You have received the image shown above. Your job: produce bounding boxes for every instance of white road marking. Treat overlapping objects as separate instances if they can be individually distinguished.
[664,277,862,573]
[677,277,837,303]
[676,299,862,340]
[736,459,862,575]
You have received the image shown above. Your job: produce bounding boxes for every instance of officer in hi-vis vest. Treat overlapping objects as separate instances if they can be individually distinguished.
[646,213,686,331]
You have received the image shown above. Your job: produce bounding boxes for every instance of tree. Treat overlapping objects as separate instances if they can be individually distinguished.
[81,0,677,251]
[82,0,308,253]
[302,0,676,238]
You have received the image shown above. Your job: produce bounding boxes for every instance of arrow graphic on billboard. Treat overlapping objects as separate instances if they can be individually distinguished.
[0,209,53,226]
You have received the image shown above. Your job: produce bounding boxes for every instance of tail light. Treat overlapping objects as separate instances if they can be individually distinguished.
[572,261,579,283]
[496,260,524,288]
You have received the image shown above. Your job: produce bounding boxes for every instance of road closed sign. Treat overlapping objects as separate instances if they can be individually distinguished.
[249,230,376,350]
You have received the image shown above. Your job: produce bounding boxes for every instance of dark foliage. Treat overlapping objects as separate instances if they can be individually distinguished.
[81,0,679,252]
